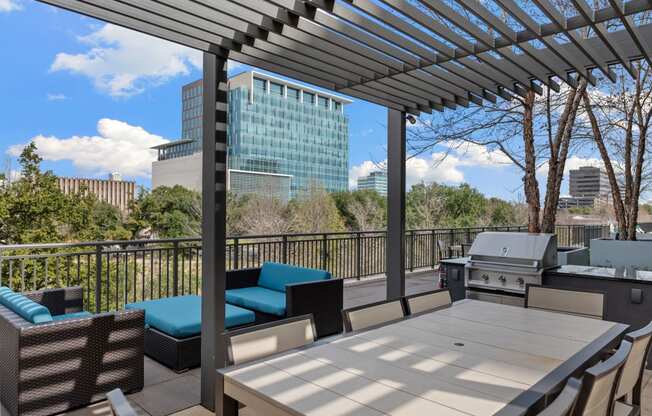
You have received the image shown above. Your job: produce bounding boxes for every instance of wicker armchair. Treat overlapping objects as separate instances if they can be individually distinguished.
[0,286,145,416]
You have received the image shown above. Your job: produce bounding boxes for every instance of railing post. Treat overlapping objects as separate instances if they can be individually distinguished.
[431,230,436,269]
[355,232,362,280]
[233,237,240,270]
[409,231,415,272]
[94,245,102,314]
[321,234,328,270]
[172,240,179,297]
[282,235,288,264]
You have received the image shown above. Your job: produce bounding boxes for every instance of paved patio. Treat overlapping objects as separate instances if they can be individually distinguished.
[5,270,648,416]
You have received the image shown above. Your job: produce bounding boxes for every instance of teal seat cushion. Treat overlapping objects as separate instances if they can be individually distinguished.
[53,311,93,321]
[226,287,286,316]
[257,262,331,293]
[0,286,53,324]
[125,295,255,338]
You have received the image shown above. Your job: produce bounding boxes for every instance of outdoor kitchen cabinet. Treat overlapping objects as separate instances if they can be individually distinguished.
[439,257,467,301]
[543,265,652,367]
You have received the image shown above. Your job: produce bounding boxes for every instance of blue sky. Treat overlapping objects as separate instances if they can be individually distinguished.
[0,0,556,202]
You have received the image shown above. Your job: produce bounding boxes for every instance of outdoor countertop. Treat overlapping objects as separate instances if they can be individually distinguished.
[439,257,469,266]
[546,264,652,284]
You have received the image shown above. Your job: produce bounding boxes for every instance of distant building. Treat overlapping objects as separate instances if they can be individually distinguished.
[229,170,292,203]
[559,166,611,209]
[152,71,351,198]
[357,171,387,196]
[58,175,136,213]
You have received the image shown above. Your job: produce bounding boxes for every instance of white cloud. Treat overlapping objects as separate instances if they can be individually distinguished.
[537,155,603,177]
[47,93,68,101]
[0,0,21,12]
[50,24,202,97]
[349,142,510,190]
[7,119,169,178]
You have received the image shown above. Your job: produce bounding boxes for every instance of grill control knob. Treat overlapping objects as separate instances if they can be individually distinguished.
[517,277,525,286]
[498,275,506,284]
[482,274,489,283]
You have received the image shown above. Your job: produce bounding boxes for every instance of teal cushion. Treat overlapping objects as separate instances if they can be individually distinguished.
[125,295,255,338]
[257,262,330,293]
[53,311,93,321]
[0,286,53,324]
[226,287,286,316]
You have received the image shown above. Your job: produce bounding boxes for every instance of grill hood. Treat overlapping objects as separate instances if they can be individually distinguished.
[468,232,558,269]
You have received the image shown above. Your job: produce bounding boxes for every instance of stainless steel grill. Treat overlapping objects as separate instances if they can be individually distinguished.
[464,232,558,298]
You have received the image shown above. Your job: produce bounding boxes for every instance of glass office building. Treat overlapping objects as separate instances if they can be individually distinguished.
[228,72,350,197]
[357,171,388,196]
[159,72,351,198]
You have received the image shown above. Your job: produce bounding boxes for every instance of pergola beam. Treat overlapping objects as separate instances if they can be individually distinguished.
[36,0,652,114]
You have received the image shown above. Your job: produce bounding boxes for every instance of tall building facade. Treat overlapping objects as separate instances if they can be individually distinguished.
[58,175,136,213]
[357,171,387,196]
[569,166,610,198]
[152,71,351,198]
[558,166,611,209]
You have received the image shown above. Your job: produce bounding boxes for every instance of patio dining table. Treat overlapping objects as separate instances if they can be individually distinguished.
[220,299,628,416]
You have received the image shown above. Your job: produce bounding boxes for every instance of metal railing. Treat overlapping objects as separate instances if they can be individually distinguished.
[0,224,609,312]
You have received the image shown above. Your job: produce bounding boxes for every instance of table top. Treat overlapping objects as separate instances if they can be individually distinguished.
[222,300,627,416]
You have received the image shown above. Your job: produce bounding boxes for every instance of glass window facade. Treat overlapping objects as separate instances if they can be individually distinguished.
[172,74,350,198]
[270,82,284,96]
[228,79,349,198]
[181,81,204,148]
[318,96,329,109]
[287,87,300,101]
[357,171,387,196]
[303,91,315,105]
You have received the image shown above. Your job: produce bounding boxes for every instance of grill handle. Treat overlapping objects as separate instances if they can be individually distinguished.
[467,259,539,270]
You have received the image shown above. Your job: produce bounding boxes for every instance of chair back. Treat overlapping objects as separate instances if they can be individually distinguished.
[107,389,137,416]
[615,321,652,401]
[538,378,582,416]
[225,315,316,366]
[574,340,632,416]
[343,299,406,332]
[404,289,452,315]
[526,285,605,319]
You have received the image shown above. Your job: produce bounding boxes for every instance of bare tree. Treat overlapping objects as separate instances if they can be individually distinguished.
[408,77,588,233]
[236,195,291,236]
[581,62,652,240]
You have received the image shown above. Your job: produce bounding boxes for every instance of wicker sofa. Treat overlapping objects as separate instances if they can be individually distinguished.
[226,263,344,338]
[0,286,145,416]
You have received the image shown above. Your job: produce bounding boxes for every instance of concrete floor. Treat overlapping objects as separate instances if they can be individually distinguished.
[7,270,648,416]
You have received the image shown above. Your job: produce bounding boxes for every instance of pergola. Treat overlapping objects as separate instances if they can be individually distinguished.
[35,0,652,413]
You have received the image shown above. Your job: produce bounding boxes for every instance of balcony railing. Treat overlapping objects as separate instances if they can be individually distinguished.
[0,224,609,313]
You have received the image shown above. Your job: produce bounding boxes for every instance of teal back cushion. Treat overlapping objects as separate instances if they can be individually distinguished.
[0,286,53,324]
[257,262,330,293]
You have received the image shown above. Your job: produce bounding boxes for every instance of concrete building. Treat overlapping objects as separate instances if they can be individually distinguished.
[559,166,611,209]
[569,166,610,198]
[357,171,388,196]
[58,175,136,213]
[152,71,351,198]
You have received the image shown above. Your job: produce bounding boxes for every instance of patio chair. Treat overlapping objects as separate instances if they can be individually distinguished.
[342,299,406,332]
[610,321,652,416]
[573,340,631,416]
[404,288,452,315]
[538,378,582,416]
[525,284,606,319]
[224,314,316,366]
[0,286,145,416]
[106,389,138,416]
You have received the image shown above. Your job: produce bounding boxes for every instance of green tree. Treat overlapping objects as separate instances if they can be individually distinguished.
[128,185,201,238]
[0,143,69,244]
[333,190,386,231]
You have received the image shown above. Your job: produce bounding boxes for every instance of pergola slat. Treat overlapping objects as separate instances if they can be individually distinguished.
[35,0,652,114]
